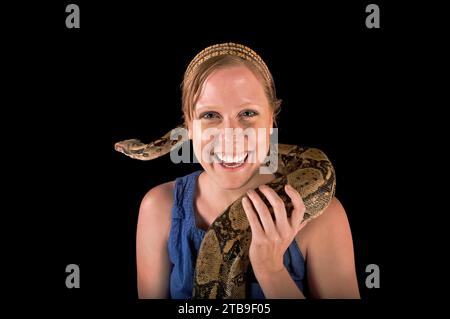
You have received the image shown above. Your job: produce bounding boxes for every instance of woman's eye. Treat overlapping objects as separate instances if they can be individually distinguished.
[240,110,258,118]
[200,112,220,120]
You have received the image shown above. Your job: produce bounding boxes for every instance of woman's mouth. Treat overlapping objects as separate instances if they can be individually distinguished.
[214,152,249,169]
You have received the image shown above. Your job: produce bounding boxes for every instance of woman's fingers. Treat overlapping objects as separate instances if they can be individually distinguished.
[241,196,264,237]
[245,184,309,239]
[285,184,307,230]
[246,189,277,236]
[258,185,290,233]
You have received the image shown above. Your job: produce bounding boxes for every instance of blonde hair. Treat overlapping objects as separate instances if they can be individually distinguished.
[181,43,281,126]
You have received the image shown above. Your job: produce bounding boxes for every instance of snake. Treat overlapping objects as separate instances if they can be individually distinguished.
[115,126,336,298]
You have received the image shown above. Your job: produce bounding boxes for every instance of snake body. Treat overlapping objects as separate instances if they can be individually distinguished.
[115,127,336,299]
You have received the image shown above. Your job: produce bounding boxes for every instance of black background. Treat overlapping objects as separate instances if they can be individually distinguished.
[5,0,433,315]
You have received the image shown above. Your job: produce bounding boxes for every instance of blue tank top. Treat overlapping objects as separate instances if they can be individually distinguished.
[168,170,305,299]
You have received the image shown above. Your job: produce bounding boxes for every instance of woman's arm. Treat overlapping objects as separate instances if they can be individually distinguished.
[302,197,360,298]
[136,182,174,298]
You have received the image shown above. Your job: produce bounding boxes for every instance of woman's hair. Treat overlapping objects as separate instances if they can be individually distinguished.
[181,43,281,126]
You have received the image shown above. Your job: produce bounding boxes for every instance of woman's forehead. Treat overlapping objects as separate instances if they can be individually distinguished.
[195,66,268,110]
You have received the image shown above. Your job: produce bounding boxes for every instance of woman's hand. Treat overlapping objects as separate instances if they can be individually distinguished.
[242,184,308,277]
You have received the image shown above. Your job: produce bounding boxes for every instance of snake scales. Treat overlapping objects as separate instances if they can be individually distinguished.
[115,126,336,298]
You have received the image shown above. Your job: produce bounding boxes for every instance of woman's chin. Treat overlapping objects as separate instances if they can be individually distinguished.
[210,161,257,190]
[215,179,248,190]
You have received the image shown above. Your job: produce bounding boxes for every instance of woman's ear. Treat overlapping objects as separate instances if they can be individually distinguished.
[270,113,275,135]
[186,121,193,140]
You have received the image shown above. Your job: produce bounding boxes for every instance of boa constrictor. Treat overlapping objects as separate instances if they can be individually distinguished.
[115,126,336,298]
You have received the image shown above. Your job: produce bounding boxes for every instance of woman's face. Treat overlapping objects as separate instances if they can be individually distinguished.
[188,65,273,190]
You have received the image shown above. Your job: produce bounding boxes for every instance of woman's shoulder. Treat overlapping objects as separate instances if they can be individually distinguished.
[308,197,348,232]
[140,181,175,215]
[138,181,175,234]
[296,197,352,254]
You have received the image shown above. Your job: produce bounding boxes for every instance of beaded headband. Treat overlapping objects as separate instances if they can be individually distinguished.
[185,42,272,85]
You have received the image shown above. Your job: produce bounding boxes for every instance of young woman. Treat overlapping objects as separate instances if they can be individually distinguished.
[136,43,360,299]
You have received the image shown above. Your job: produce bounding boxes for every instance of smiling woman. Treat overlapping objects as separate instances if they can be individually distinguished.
[188,64,275,190]
[128,43,360,299]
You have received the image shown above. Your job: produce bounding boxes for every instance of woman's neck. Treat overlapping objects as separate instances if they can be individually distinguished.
[198,170,275,214]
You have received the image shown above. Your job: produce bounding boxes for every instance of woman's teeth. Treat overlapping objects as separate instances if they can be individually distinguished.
[214,152,248,168]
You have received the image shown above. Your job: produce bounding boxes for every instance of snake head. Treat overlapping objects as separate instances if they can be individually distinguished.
[114,139,148,158]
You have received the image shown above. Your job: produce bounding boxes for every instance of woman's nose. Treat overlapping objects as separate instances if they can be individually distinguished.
[218,119,237,139]
[216,120,246,149]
